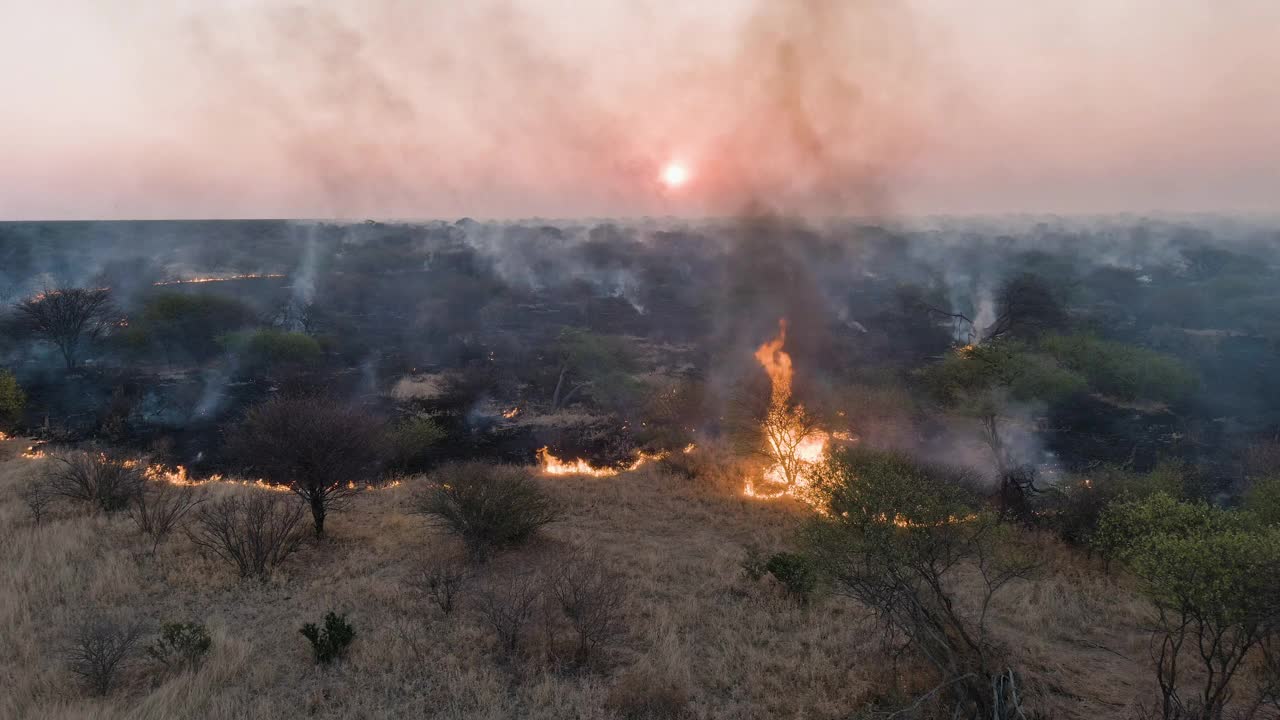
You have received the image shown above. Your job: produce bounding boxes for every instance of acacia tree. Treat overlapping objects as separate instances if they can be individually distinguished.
[920,340,1085,474]
[1096,495,1280,720]
[14,287,115,369]
[548,328,638,412]
[229,396,383,538]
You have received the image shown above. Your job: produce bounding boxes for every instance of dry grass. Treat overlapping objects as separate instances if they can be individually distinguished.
[0,435,1156,719]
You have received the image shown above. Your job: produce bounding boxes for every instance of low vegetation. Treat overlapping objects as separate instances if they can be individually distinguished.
[412,461,560,560]
[185,493,306,578]
[46,450,144,513]
[300,612,356,665]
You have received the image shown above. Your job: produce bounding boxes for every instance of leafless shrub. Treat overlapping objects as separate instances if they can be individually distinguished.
[46,451,144,512]
[411,462,560,561]
[19,478,55,524]
[407,556,471,616]
[186,493,305,578]
[476,567,545,659]
[548,551,628,668]
[129,482,204,554]
[227,395,383,538]
[605,663,692,720]
[64,615,143,696]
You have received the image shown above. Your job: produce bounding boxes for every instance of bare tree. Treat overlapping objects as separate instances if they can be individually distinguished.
[228,396,382,538]
[476,568,545,659]
[548,551,628,667]
[65,615,143,696]
[14,287,115,369]
[129,482,205,554]
[407,556,471,616]
[185,493,306,578]
[19,479,55,524]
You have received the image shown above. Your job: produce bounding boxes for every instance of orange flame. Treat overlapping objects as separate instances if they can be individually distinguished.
[537,447,667,477]
[747,319,838,501]
[502,407,521,419]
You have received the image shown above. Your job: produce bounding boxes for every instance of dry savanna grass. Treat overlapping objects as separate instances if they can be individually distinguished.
[0,436,1157,719]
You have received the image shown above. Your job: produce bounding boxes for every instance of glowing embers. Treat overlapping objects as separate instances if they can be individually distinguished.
[536,446,667,477]
[152,274,285,286]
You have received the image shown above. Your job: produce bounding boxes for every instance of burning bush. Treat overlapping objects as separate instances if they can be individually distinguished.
[185,493,306,578]
[228,396,383,537]
[46,451,144,513]
[411,462,559,561]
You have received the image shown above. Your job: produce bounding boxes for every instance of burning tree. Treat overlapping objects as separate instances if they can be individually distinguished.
[742,319,834,498]
[13,287,115,370]
[229,396,383,538]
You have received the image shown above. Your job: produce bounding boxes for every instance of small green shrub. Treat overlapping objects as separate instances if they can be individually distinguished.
[1245,475,1280,526]
[224,329,322,374]
[382,416,447,471]
[301,612,355,664]
[0,369,25,429]
[147,621,211,672]
[764,552,817,604]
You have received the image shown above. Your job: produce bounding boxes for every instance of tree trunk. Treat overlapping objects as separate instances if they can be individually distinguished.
[551,364,568,409]
[309,495,326,538]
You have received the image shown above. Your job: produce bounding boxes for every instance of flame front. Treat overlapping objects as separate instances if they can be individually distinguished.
[747,319,831,500]
[537,446,667,477]
[152,273,285,286]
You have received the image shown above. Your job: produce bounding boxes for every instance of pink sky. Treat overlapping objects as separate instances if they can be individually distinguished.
[1,0,1277,219]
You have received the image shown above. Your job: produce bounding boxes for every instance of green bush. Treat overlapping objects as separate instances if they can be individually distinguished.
[411,462,560,561]
[1245,476,1280,527]
[1053,461,1189,548]
[1100,493,1280,719]
[224,329,322,373]
[764,552,817,604]
[147,621,212,672]
[801,448,1034,716]
[137,292,256,360]
[1041,334,1198,405]
[382,416,448,471]
[301,612,355,664]
[1092,493,1241,568]
[0,369,24,430]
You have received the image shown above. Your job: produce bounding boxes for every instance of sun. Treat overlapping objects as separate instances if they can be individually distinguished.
[660,162,689,189]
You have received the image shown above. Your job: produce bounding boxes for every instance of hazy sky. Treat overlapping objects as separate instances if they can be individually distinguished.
[1,0,1277,220]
